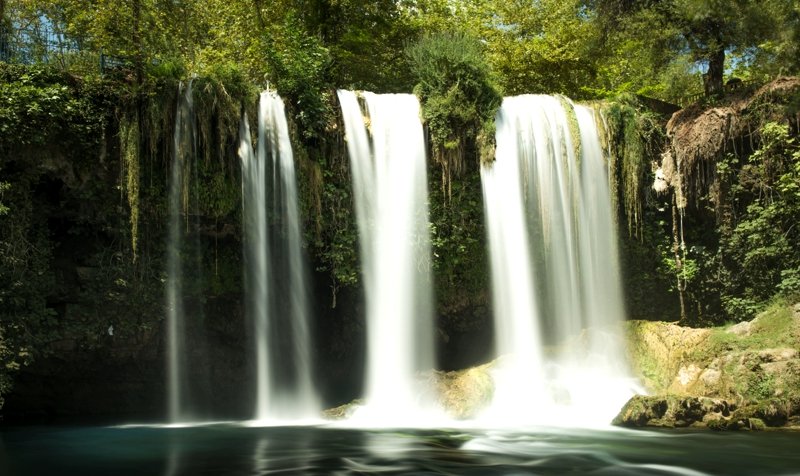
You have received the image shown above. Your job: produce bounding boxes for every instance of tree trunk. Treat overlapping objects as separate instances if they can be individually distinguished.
[703,48,725,97]
[0,0,9,62]
[252,0,266,30]
[132,0,144,85]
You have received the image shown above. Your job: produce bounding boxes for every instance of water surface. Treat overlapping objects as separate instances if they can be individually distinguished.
[3,424,799,475]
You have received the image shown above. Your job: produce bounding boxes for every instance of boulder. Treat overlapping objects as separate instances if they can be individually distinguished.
[430,362,495,419]
[321,362,496,421]
[613,395,733,428]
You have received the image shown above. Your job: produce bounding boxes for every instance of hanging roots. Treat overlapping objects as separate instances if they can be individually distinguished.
[119,114,140,262]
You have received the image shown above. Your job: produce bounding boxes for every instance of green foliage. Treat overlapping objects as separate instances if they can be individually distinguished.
[407,32,501,173]
[0,64,112,153]
[0,173,57,409]
[601,94,664,237]
[262,12,332,140]
[483,0,599,98]
[619,212,680,320]
[593,0,797,101]
[194,61,255,173]
[320,0,419,92]
[0,182,9,216]
[718,121,800,321]
[119,115,140,261]
[677,297,800,404]
[428,168,487,319]
[0,329,11,409]
[306,154,360,306]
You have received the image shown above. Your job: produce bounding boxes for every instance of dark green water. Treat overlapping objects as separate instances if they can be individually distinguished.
[2,423,799,475]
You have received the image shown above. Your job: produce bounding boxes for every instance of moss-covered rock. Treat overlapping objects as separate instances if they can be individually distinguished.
[429,362,495,420]
[321,399,365,420]
[624,320,711,394]
[321,362,496,421]
[618,299,800,430]
[613,395,734,428]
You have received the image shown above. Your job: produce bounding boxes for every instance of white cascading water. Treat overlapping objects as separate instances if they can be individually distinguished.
[481,95,636,427]
[166,81,193,423]
[337,90,435,423]
[239,91,319,422]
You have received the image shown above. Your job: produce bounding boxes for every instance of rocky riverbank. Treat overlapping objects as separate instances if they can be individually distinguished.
[615,300,800,430]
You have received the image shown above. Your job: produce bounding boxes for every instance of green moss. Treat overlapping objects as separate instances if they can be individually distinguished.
[558,95,582,167]
[701,298,797,358]
[600,94,664,238]
[407,32,502,188]
[625,321,679,393]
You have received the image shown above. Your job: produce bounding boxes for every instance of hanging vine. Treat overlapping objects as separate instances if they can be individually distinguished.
[119,114,141,262]
[600,95,664,239]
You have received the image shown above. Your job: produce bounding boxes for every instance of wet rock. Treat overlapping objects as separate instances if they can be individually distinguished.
[674,364,703,387]
[614,394,800,431]
[321,362,496,421]
[322,399,364,420]
[430,362,495,419]
[625,320,711,394]
[613,395,735,429]
[612,395,668,427]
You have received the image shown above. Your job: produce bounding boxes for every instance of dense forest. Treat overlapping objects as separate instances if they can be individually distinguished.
[1,0,799,417]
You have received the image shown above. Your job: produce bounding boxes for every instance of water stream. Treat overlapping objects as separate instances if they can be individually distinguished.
[166,81,194,424]
[4,424,799,475]
[481,95,638,426]
[239,91,319,422]
[337,90,435,422]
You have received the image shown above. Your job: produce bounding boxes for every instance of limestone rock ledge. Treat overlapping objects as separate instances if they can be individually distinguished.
[322,362,496,421]
[616,301,800,430]
[613,395,800,430]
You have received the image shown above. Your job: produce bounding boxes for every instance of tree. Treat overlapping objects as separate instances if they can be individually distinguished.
[482,0,599,97]
[593,0,791,99]
[403,0,600,97]
[0,0,8,60]
[672,0,776,96]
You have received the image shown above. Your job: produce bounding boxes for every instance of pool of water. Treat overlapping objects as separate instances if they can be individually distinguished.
[2,423,799,475]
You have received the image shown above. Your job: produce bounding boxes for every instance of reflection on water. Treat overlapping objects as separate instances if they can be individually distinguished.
[163,433,181,476]
[0,434,9,475]
[252,437,269,475]
[2,424,800,475]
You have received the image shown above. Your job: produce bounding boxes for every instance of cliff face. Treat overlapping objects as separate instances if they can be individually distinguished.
[0,67,494,422]
[617,300,800,429]
[1,67,798,424]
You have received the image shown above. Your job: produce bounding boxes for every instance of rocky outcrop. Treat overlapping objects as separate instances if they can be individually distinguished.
[322,362,496,421]
[615,395,800,431]
[667,77,800,171]
[613,395,735,428]
[617,300,800,430]
[625,320,710,393]
[429,362,495,419]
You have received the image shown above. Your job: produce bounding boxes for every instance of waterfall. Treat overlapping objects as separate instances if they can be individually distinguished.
[481,95,636,426]
[337,90,435,422]
[166,81,194,423]
[239,91,319,421]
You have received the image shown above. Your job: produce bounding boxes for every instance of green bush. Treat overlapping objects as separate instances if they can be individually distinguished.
[406,32,501,166]
[719,121,800,320]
